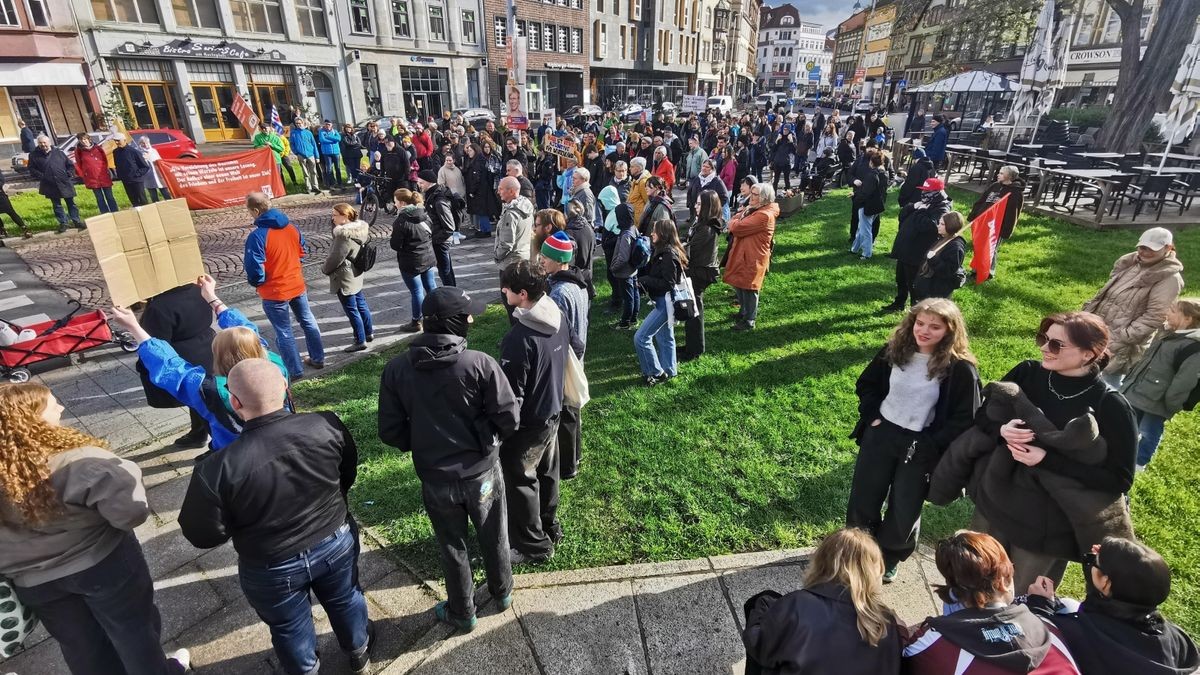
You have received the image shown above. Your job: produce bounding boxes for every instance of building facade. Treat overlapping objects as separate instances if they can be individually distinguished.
[861,0,895,103]
[1060,0,1160,107]
[590,0,698,108]
[340,0,490,122]
[482,0,590,119]
[831,8,866,94]
[755,4,828,94]
[723,0,759,101]
[73,0,354,143]
[0,0,96,152]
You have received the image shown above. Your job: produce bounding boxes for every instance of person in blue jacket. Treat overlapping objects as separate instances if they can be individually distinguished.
[317,119,343,188]
[108,275,292,451]
[289,118,321,193]
[925,115,949,172]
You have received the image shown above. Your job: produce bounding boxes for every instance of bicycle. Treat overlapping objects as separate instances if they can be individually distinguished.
[357,173,398,226]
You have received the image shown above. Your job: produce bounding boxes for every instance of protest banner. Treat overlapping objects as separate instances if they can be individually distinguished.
[541,108,557,131]
[969,193,1008,284]
[682,95,707,113]
[230,95,259,136]
[545,134,578,160]
[158,149,286,210]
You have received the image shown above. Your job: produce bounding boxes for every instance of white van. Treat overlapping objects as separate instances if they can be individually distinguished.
[756,93,787,109]
[706,96,733,114]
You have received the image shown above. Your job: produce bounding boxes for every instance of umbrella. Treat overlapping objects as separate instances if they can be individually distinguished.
[1007,0,1072,148]
[1156,24,1200,174]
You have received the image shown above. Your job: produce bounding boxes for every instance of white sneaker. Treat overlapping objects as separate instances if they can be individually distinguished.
[167,648,191,671]
[1135,464,1147,474]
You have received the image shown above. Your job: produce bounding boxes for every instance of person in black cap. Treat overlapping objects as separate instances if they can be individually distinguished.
[417,168,459,286]
[377,286,520,632]
[1025,537,1200,675]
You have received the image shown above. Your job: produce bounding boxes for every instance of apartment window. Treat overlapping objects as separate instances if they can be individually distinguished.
[619,25,626,57]
[295,0,327,36]
[392,0,410,36]
[90,0,160,23]
[597,0,602,9]
[349,0,372,34]
[594,21,606,58]
[231,0,283,33]
[570,0,581,9]
[571,27,581,53]
[493,16,505,46]
[543,23,552,51]
[0,0,17,24]
[691,0,698,30]
[630,26,638,59]
[26,0,51,25]
[528,20,541,49]
[428,3,445,40]
[629,0,639,20]
[461,9,476,44]
[557,25,567,52]
[514,18,524,37]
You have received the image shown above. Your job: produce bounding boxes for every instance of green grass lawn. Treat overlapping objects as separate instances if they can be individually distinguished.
[294,186,1200,633]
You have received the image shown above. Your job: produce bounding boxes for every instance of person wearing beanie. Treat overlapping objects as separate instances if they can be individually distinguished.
[539,231,589,480]
[1025,537,1200,675]
[378,287,520,633]
[418,168,460,286]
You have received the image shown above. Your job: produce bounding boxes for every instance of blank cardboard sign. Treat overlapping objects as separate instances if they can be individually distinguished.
[86,199,205,307]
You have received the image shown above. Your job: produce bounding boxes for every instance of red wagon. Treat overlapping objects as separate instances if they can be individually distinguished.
[1,301,138,383]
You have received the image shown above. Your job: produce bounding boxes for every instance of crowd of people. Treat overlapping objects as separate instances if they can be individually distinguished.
[0,101,1197,675]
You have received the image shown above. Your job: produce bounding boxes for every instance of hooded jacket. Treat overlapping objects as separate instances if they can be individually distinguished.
[390,205,436,275]
[548,269,589,359]
[914,236,968,301]
[686,215,723,282]
[640,246,683,299]
[1083,253,1186,375]
[893,191,954,266]
[73,143,113,189]
[611,204,639,279]
[971,179,1027,240]
[628,170,651,223]
[926,124,950,162]
[564,210,596,282]
[500,295,570,427]
[136,283,216,409]
[724,202,779,291]
[323,219,371,295]
[494,195,534,266]
[898,154,936,207]
[244,208,307,301]
[1120,327,1200,418]
[903,604,1080,674]
[853,166,889,216]
[598,185,621,235]
[423,183,457,245]
[289,126,318,159]
[378,333,520,482]
[317,128,342,156]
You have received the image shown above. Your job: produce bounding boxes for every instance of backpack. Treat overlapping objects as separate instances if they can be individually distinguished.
[349,237,377,276]
[629,234,652,270]
[1172,340,1200,411]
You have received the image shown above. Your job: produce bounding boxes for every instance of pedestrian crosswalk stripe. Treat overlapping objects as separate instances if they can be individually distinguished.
[0,295,34,312]
[0,280,14,291]
[10,313,50,326]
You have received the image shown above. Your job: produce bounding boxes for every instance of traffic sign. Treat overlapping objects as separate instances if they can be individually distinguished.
[835,72,845,87]
[884,75,891,85]
[898,78,908,89]
[808,70,821,83]
[789,81,798,90]
[806,61,816,71]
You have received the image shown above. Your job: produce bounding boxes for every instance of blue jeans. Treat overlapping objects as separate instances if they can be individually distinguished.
[50,196,80,224]
[1136,409,1167,467]
[475,214,492,233]
[434,239,456,286]
[402,268,439,321]
[618,275,640,324]
[321,154,343,185]
[634,294,677,377]
[852,208,875,258]
[262,293,326,377]
[238,523,369,675]
[92,187,118,213]
[336,290,374,344]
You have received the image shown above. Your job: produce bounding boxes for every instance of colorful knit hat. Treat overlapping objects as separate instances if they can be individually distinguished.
[540,231,574,264]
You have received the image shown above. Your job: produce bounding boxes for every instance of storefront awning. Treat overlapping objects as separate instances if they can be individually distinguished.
[1063,69,1120,87]
[0,62,87,88]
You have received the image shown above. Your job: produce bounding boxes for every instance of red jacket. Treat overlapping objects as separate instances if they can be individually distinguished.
[903,605,1081,675]
[652,157,675,193]
[412,130,433,159]
[74,144,112,189]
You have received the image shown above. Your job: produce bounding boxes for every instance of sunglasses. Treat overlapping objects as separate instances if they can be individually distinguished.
[1036,332,1078,355]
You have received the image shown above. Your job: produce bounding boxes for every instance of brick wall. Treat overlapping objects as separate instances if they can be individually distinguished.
[481,0,591,110]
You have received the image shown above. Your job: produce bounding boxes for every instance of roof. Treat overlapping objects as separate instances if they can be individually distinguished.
[759,3,800,30]
[910,70,1028,93]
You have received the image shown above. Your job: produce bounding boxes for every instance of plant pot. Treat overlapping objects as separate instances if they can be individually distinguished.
[778,193,805,217]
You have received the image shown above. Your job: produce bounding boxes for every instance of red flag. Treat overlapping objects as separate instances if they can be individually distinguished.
[969,193,1008,284]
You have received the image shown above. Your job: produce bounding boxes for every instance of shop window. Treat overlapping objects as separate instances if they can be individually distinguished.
[27,0,51,25]
[391,0,410,36]
[173,0,220,28]
[362,63,383,115]
[428,3,445,40]
[296,0,327,36]
[461,9,477,44]
[349,0,373,34]
[230,0,283,33]
[91,0,160,23]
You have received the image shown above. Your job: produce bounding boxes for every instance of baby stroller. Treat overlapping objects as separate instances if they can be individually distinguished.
[0,300,138,383]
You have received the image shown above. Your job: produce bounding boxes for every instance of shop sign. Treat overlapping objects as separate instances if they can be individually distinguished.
[410,56,436,64]
[119,39,281,61]
[544,62,583,71]
[1068,46,1144,66]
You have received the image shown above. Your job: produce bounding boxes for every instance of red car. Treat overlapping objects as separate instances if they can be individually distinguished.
[130,129,201,160]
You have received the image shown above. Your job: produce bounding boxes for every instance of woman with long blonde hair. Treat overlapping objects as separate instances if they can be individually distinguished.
[743,528,901,673]
[847,298,981,582]
[0,383,190,673]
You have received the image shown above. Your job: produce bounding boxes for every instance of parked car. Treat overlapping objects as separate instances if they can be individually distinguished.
[453,108,496,124]
[563,104,603,127]
[11,128,199,175]
[619,104,647,122]
[853,99,875,114]
[706,96,734,114]
[12,132,111,174]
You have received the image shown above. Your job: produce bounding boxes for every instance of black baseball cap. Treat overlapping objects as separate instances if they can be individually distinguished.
[422,287,487,319]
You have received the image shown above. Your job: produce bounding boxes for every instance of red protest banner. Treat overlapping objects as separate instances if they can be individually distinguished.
[230,95,259,136]
[158,148,285,210]
[969,193,1008,284]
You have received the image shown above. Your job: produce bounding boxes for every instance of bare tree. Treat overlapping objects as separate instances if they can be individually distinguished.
[889,0,1041,82]
[1094,0,1200,153]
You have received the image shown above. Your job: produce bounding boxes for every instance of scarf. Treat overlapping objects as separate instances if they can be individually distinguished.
[696,172,718,189]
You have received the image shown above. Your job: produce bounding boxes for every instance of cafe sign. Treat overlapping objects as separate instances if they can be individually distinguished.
[1068,46,1145,66]
[116,39,283,61]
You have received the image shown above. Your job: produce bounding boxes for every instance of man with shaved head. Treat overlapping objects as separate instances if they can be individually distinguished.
[494,175,534,270]
[179,358,372,673]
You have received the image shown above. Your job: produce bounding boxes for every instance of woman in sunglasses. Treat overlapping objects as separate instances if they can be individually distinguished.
[969,312,1138,590]
[1025,537,1199,675]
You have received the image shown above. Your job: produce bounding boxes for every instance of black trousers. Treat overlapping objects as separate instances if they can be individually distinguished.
[771,166,790,191]
[682,274,714,358]
[602,239,619,307]
[892,261,920,307]
[845,420,935,568]
[421,460,512,620]
[500,416,561,556]
[123,180,147,207]
[558,404,582,479]
[434,239,456,286]
[0,191,29,233]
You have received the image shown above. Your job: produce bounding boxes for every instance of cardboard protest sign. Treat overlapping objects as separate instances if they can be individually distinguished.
[545,134,578,160]
[87,199,205,307]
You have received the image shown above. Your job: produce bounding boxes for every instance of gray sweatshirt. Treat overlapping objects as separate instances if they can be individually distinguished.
[0,446,149,587]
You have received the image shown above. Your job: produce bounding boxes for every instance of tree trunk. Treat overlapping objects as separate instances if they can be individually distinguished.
[1095,0,1200,153]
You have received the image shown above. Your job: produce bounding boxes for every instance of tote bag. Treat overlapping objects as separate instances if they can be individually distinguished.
[563,349,590,409]
[0,577,38,661]
[671,276,699,321]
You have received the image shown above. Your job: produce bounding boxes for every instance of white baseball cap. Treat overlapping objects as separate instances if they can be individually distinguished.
[1137,227,1174,251]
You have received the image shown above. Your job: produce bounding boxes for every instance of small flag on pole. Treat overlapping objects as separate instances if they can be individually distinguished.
[270,106,284,134]
[970,194,1009,284]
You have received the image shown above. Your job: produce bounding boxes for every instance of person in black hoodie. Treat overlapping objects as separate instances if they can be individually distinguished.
[837,132,858,188]
[378,136,411,194]
[1025,537,1200,675]
[903,531,1080,674]
[770,130,796,191]
[340,123,365,187]
[884,177,953,312]
[847,298,980,581]
[912,211,968,303]
[850,152,888,260]
[898,147,936,208]
[378,286,520,633]
[634,219,686,386]
[969,165,1026,278]
[563,198,596,298]
[498,260,570,565]
[418,170,458,286]
[390,188,439,332]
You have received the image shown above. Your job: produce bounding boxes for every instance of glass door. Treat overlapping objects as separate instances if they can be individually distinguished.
[12,96,51,139]
[146,85,181,129]
[192,84,246,141]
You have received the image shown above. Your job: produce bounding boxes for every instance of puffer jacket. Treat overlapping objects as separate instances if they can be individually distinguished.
[322,219,370,295]
[1120,328,1200,417]
[627,171,651,223]
[724,202,779,291]
[390,205,436,275]
[73,143,113,189]
[494,195,534,266]
[1083,252,1185,375]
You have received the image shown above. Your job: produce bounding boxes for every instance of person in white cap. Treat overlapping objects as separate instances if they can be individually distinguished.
[1083,227,1185,386]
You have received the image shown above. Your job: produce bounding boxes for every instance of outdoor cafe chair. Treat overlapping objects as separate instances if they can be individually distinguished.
[1124,174,1186,222]
[1070,173,1133,218]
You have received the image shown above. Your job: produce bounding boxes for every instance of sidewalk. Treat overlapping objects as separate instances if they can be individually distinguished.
[3,433,944,675]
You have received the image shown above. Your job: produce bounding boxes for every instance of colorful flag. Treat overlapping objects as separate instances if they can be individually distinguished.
[969,194,1009,284]
[270,106,284,134]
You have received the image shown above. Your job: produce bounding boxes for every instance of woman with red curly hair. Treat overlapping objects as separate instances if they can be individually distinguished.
[0,383,188,674]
